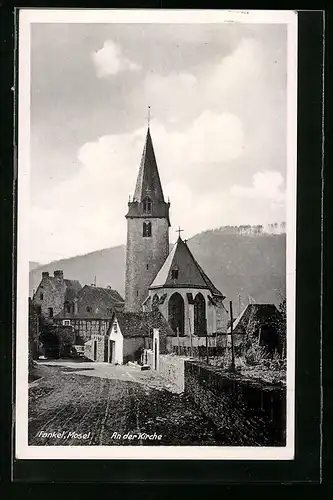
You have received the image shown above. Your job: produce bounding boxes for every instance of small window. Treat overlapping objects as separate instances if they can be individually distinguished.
[171,269,179,280]
[146,264,149,270]
[48,307,53,318]
[63,319,71,326]
[143,221,152,237]
[40,293,44,300]
[143,197,152,212]
[113,322,118,333]
[86,306,92,313]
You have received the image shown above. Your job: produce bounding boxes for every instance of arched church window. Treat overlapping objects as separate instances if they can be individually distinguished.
[194,293,207,336]
[143,221,152,237]
[168,292,185,335]
[143,197,152,212]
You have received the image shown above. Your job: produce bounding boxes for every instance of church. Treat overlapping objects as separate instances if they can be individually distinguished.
[85,120,228,363]
[124,123,227,338]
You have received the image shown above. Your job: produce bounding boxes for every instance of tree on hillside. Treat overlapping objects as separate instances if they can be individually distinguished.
[275,297,286,358]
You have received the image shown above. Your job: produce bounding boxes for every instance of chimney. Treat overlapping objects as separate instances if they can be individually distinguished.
[54,270,64,280]
[42,271,49,278]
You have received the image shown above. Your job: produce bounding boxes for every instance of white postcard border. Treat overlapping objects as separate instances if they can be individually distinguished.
[16,8,298,461]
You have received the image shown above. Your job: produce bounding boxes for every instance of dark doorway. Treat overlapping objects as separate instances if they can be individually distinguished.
[194,293,206,336]
[168,292,185,335]
[93,340,97,361]
[108,340,115,363]
[104,338,109,362]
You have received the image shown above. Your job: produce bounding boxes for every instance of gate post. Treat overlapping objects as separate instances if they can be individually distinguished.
[153,328,160,370]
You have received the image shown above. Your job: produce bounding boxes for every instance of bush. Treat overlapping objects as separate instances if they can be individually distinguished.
[244,345,268,366]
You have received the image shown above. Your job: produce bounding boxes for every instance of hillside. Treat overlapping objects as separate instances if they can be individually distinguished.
[29,261,40,271]
[29,228,286,309]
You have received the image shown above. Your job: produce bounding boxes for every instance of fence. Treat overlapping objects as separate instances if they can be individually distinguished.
[169,333,227,358]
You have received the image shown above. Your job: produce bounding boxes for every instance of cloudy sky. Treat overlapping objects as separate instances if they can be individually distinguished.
[30,21,287,264]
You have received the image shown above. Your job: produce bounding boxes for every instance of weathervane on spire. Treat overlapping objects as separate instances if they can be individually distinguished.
[147,105,151,128]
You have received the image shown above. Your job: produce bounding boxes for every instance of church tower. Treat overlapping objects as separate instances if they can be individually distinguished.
[125,125,170,312]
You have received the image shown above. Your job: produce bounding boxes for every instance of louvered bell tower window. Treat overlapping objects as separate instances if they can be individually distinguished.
[143,197,152,213]
[143,221,152,237]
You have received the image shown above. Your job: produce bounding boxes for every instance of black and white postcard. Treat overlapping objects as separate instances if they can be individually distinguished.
[16,9,297,461]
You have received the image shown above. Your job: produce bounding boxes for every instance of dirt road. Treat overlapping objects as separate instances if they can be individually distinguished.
[28,363,225,446]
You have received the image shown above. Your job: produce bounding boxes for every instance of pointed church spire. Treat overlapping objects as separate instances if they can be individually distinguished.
[133,126,165,203]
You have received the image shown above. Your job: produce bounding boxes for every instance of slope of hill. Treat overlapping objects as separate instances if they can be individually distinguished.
[29,229,286,308]
[29,261,40,271]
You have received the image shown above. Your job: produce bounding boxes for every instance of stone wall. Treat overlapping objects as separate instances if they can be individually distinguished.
[143,350,187,393]
[84,334,108,362]
[159,354,186,393]
[123,337,145,363]
[33,274,66,318]
[184,361,286,446]
[84,340,92,360]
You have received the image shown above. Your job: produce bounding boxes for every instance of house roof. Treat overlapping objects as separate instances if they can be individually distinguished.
[35,274,82,300]
[79,285,124,304]
[112,311,176,338]
[54,285,124,319]
[149,236,224,297]
[133,127,165,203]
[227,303,281,335]
[64,279,82,301]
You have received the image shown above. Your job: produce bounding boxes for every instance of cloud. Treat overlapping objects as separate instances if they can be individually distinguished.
[142,37,262,125]
[92,39,141,77]
[231,171,285,205]
[30,28,287,262]
[30,112,245,261]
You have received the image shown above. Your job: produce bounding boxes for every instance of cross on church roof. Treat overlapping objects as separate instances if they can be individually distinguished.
[176,226,184,238]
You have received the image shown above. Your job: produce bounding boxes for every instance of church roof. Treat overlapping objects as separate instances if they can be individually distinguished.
[149,237,225,298]
[133,127,165,203]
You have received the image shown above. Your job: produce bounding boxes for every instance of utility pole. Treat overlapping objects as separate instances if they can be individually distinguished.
[188,316,193,358]
[229,300,235,372]
[205,330,209,365]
